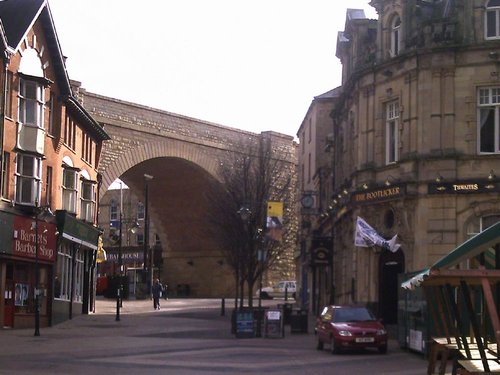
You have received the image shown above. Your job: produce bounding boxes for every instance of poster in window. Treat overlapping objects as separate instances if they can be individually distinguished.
[15,283,29,306]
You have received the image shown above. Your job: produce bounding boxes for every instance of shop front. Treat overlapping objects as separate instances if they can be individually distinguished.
[97,246,145,298]
[53,211,100,325]
[0,211,57,329]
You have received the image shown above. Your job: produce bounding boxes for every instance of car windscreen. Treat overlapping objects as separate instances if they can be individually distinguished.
[332,307,376,323]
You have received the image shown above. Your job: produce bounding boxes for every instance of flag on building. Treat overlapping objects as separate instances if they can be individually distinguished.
[266,201,283,241]
[354,216,401,253]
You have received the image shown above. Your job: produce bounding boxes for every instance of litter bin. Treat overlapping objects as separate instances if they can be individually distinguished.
[290,309,308,333]
[277,303,293,325]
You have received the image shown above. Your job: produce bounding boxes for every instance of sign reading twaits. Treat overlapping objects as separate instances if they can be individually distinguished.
[13,216,57,262]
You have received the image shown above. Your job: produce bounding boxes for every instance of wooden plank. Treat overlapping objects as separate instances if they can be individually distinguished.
[458,359,500,373]
[481,277,500,354]
[460,281,490,370]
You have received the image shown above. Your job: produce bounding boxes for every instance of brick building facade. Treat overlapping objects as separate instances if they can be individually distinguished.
[0,0,109,329]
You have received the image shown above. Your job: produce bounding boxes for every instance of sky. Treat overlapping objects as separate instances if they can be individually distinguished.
[48,1,377,138]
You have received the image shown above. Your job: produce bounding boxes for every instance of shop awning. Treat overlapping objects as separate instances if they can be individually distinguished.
[401,221,500,290]
[55,210,101,250]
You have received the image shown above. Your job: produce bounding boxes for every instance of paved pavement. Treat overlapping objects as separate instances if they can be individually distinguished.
[0,298,428,374]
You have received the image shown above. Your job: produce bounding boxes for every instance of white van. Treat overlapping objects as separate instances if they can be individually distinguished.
[256,280,296,299]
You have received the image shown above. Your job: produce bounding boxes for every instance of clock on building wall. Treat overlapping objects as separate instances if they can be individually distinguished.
[301,194,314,208]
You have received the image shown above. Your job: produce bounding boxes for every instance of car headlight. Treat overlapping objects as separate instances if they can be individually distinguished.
[376,329,387,336]
[338,330,353,336]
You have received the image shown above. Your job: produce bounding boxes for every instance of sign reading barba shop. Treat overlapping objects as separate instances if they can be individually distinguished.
[352,184,405,205]
[13,216,57,262]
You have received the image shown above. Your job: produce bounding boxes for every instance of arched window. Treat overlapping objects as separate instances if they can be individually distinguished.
[391,15,401,56]
[486,0,500,39]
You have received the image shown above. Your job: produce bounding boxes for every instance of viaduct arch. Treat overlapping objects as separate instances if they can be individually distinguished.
[77,87,298,297]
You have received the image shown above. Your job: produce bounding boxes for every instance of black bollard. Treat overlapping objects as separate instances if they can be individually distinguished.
[115,288,120,321]
[221,297,225,316]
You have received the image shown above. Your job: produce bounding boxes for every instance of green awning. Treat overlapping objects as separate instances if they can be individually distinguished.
[55,210,100,250]
[402,221,500,290]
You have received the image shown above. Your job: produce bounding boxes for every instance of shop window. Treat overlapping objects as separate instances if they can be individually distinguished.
[386,100,399,164]
[15,153,41,205]
[14,265,30,313]
[56,245,73,301]
[74,250,84,303]
[486,0,500,39]
[478,87,500,153]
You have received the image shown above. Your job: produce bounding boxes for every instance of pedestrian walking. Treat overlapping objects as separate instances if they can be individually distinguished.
[152,279,163,310]
[163,283,168,300]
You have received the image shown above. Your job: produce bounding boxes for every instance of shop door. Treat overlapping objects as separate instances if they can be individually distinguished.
[4,278,14,327]
[127,269,136,296]
[378,249,404,324]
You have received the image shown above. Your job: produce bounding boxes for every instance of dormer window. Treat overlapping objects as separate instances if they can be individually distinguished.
[486,0,500,39]
[391,16,401,56]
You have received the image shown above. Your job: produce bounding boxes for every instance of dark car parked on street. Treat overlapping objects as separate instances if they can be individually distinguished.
[315,305,388,354]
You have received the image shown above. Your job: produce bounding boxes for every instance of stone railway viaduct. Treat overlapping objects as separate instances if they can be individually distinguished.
[75,84,298,297]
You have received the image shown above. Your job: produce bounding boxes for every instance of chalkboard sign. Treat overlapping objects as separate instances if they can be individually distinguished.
[236,310,255,338]
[265,309,283,338]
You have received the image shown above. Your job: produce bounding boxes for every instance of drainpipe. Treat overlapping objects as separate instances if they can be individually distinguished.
[0,52,11,194]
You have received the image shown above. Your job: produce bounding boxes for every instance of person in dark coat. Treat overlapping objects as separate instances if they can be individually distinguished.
[151,278,163,310]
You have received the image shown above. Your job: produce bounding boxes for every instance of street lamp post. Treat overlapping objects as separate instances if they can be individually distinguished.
[143,174,153,297]
[33,203,54,337]
[116,208,122,321]
[34,213,40,336]
[237,207,251,309]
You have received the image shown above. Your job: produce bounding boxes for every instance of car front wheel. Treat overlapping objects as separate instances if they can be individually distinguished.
[260,291,271,299]
[378,344,388,354]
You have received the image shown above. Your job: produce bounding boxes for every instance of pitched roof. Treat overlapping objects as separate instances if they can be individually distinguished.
[0,0,109,141]
[314,87,342,100]
[0,0,45,51]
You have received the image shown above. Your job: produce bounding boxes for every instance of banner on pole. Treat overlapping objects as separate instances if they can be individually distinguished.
[267,201,283,242]
[354,216,400,253]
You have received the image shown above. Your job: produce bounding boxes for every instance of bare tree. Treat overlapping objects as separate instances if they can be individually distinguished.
[207,135,293,307]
